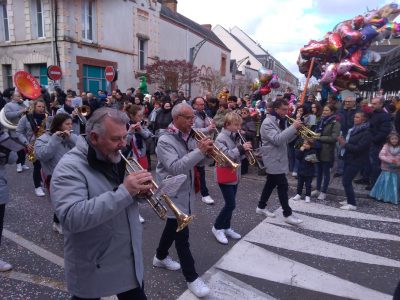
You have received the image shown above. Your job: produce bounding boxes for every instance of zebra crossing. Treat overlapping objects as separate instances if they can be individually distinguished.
[178,200,400,300]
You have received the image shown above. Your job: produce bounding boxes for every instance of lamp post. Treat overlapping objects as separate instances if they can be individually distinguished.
[188,39,207,98]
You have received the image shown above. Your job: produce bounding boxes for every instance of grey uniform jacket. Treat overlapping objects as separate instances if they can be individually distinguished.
[260,114,297,174]
[193,111,212,134]
[214,128,245,185]
[127,127,152,159]
[156,128,205,218]
[3,101,26,137]
[0,149,17,205]
[34,133,77,176]
[50,136,143,298]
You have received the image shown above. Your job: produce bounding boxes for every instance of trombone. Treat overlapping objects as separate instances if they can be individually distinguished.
[237,130,256,165]
[119,150,193,232]
[285,115,320,140]
[192,129,239,169]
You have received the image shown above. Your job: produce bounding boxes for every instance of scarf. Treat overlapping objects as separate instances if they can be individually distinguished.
[315,114,336,133]
[270,110,286,130]
[63,104,74,114]
[33,112,45,126]
[388,145,400,156]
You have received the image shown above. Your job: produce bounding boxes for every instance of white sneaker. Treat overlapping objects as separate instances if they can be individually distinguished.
[290,194,301,201]
[212,226,228,244]
[139,214,145,223]
[340,204,357,211]
[224,228,241,239]
[187,278,210,298]
[153,255,181,271]
[310,190,319,197]
[292,172,298,177]
[256,207,276,218]
[16,163,22,173]
[52,222,63,234]
[305,196,311,203]
[22,165,30,170]
[317,192,326,200]
[284,215,303,225]
[0,259,12,272]
[201,196,214,204]
[35,187,45,197]
[339,200,347,205]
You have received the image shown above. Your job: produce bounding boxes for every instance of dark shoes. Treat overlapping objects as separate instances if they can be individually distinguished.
[354,178,369,185]
[333,173,342,178]
[365,185,373,191]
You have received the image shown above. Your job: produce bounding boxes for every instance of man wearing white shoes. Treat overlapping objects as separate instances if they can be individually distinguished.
[192,96,216,205]
[154,103,213,298]
[256,99,304,225]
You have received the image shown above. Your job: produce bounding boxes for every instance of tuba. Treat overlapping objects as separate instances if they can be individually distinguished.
[119,150,193,232]
[0,108,18,130]
[192,129,240,169]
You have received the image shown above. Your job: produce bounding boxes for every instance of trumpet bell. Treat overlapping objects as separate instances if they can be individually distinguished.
[78,105,91,117]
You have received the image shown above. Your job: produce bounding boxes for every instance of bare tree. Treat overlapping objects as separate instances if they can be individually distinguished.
[200,69,230,96]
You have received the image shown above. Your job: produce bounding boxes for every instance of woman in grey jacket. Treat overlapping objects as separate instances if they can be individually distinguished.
[212,113,252,245]
[34,113,77,234]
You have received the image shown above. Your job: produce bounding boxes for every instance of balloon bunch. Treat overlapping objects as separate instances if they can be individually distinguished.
[298,3,400,93]
[251,66,281,98]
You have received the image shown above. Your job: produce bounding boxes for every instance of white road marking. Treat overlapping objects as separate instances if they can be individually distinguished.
[264,212,400,242]
[0,270,67,291]
[3,229,64,268]
[245,221,400,268]
[216,241,392,300]
[289,200,400,223]
[177,269,277,300]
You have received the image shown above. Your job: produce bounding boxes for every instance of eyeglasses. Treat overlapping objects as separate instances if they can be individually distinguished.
[179,114,195,120]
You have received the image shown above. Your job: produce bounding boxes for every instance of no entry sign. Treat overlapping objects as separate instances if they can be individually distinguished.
[47,65,62,81]
[105,66,116,82]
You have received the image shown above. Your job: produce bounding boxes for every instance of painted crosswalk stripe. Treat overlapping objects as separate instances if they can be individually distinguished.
[0,270,67,291]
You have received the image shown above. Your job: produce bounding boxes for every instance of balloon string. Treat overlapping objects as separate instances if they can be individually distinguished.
[299,57,315,105]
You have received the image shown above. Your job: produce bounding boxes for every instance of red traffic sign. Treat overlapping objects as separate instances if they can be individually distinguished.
[105,66,116,82]
[47,65,62,81]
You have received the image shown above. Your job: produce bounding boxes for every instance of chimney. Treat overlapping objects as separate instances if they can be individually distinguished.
[202,24,212,31]
[162,0,177,13]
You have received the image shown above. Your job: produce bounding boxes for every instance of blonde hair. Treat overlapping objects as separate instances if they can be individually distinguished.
[224,112,242,127]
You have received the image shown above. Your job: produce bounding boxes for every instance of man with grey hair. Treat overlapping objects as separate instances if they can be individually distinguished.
[153,102,213,298]
[51,107,152,299]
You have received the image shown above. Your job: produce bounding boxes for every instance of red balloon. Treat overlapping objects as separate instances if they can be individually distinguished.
[259,85,271,95]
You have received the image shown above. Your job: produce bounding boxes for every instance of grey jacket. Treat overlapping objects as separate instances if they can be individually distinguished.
[214,128,245,185]
[15,114,49,145]
[57,106,85,134]
[260,114,297,174]
[156,127,205,218]
[0,149,17,205]
[50,136,143,298]
[34,133,77,176]
[4,101,26,137]
[127,127,152,159]
[193,110,213,134]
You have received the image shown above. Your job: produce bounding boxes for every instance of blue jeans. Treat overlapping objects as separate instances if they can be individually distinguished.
[214,184,238,230]
[197,166,209,197]
[342,164,362,206]
[316,161,332,193]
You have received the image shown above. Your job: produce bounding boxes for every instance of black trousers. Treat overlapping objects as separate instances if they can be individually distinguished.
[0,204,5,246]
[71,285,147,300]
[297,175,313,197]
[258,173,292,217]
[17,149,25,165]
[156,218,198,282]
[197,166,209,197]
[33,160,42,188]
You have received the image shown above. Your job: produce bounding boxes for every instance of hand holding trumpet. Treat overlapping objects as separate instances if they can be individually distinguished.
[197,137,214,155]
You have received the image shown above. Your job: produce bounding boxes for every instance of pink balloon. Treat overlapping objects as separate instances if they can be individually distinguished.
[320,63,337,84]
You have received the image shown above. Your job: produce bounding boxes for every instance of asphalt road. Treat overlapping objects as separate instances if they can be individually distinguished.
[0,162,399,300]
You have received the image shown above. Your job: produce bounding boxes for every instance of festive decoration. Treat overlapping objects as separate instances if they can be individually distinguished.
[250,67,281,101]
[298,3,400,94]
[138,76,148,94]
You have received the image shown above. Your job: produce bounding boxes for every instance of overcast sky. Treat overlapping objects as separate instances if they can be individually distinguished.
[178,0,397,80]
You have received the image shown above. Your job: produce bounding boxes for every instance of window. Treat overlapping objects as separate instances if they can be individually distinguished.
[30,0,45,38]
[138,39,147,70]
[82,0,95,41]
[0,1,9,41]
[2,65,12,89]
[220,56,226,76]
[82,65,106,94]
[28,64,48,86]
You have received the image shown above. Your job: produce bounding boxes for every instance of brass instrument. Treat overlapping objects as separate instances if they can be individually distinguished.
[119,150,193,232]
[285,115,320,140]
[192,129,240,170]
[237,130,256,165]
[75,105,91,125]
[27,114,48,162]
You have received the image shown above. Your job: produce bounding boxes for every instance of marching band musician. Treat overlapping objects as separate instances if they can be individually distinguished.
[256,99,304,225]
[51,108,150,299]
[153,103,213,298]
[16,99,47,197]
[3,91,30,173]
[211,112,252,245]
[57,95,86,134]
[192,96,216,205]
[34,113,77,234]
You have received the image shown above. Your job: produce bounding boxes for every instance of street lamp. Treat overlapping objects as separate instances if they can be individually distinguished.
[188,39,207,98]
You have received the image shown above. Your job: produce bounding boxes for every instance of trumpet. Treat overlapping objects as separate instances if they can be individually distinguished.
[75,105,91,125]
[285,115,320,140]
[119,150,193,232]
[237,130,256,165]
[192,129,240,169]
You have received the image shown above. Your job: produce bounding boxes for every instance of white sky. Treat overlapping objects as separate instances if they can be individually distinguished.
[177,0,397,79]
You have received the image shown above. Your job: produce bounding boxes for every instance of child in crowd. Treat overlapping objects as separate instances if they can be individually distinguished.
[290,139,318,203]
[370,132,400,205]
[212,112,252,244]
